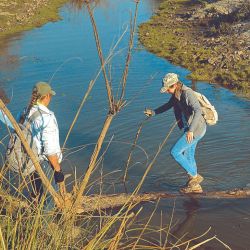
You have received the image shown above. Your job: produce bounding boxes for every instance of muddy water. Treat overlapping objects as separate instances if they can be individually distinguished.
[0,0,250,248]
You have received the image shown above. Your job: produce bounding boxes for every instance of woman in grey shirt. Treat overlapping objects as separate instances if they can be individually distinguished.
[145,73,206,193]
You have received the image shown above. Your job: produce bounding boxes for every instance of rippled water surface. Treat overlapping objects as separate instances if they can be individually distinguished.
[0,0,250,248]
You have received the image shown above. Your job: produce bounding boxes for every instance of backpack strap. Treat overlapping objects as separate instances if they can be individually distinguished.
[25,109,48,129]
[22,109,48,157]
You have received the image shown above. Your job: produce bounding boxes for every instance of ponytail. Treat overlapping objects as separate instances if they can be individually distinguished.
[19,87,41,124]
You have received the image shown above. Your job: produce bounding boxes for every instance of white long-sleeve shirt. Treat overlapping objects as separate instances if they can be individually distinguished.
[27,104,62,163]
[0,110,14,129]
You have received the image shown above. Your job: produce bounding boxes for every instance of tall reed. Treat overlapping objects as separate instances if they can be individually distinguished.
[72,0,140,210]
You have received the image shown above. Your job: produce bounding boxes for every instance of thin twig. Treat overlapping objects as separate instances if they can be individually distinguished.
[167,227,212,249]
[123,73,158,108]
[132,199,160,249]
[74,114,114,206]
[133,121,178,196]
[214,236,232,249]
[49,57,83,84]
[188,236,216,250]
[123,117,149,182]
[62,80,94,150]
[164,200,176,248]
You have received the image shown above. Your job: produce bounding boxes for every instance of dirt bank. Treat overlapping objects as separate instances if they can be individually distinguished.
[139,0,250,93]
[0,0,68,39]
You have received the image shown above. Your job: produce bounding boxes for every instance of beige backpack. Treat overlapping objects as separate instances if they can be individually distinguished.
[193,91,218,126]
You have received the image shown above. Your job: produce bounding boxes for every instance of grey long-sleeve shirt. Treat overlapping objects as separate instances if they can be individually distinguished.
[154,84,206,138]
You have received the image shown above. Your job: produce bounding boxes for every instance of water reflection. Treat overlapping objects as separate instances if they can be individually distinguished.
[69,0,161,11]
[0,33,23,74]
[173,198,201,238]
[70,0,109,10]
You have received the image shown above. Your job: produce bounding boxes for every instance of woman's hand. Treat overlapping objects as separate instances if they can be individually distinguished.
[144,108,155,117]
[186,131,194,143]
[54,170,64,183]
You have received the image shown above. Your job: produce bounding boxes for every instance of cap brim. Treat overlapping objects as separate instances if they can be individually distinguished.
[160,87,168,93]
[50,90,56,96]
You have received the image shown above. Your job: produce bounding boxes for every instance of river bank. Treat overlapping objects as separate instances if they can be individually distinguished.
[139,0,250,94]
[0,0,68,41]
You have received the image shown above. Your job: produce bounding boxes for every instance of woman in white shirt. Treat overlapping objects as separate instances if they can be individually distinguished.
[22,82,64,202]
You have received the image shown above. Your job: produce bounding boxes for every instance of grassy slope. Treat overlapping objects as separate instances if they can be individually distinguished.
[138,0,249,92]
[0,0,68,39]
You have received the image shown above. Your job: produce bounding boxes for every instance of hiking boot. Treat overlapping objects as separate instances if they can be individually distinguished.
[187,174,204,186]
[180,184,203,194]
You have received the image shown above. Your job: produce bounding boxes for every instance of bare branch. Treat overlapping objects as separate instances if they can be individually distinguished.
[74,114,114,207]
[123,117,149,183]
[118,1,139,105]
[86,3,114,111]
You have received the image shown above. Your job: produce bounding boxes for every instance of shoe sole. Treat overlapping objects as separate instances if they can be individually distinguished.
[179,189,203,194]
[179,184,203,194]
[188,174,204,186]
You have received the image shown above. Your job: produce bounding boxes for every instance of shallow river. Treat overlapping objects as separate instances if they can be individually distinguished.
[0,0,250,248]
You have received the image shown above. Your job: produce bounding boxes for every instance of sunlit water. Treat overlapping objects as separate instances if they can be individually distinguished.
[0,0,250,248]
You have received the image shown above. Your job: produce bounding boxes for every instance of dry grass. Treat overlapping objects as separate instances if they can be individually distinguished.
[0,185,232,249]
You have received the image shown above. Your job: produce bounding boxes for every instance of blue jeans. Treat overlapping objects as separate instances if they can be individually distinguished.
[30,160,58,209]
[170,129,206,177]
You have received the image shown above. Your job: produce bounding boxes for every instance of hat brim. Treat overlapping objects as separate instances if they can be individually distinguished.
[160,87,168,93]
[50,90,56,96]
